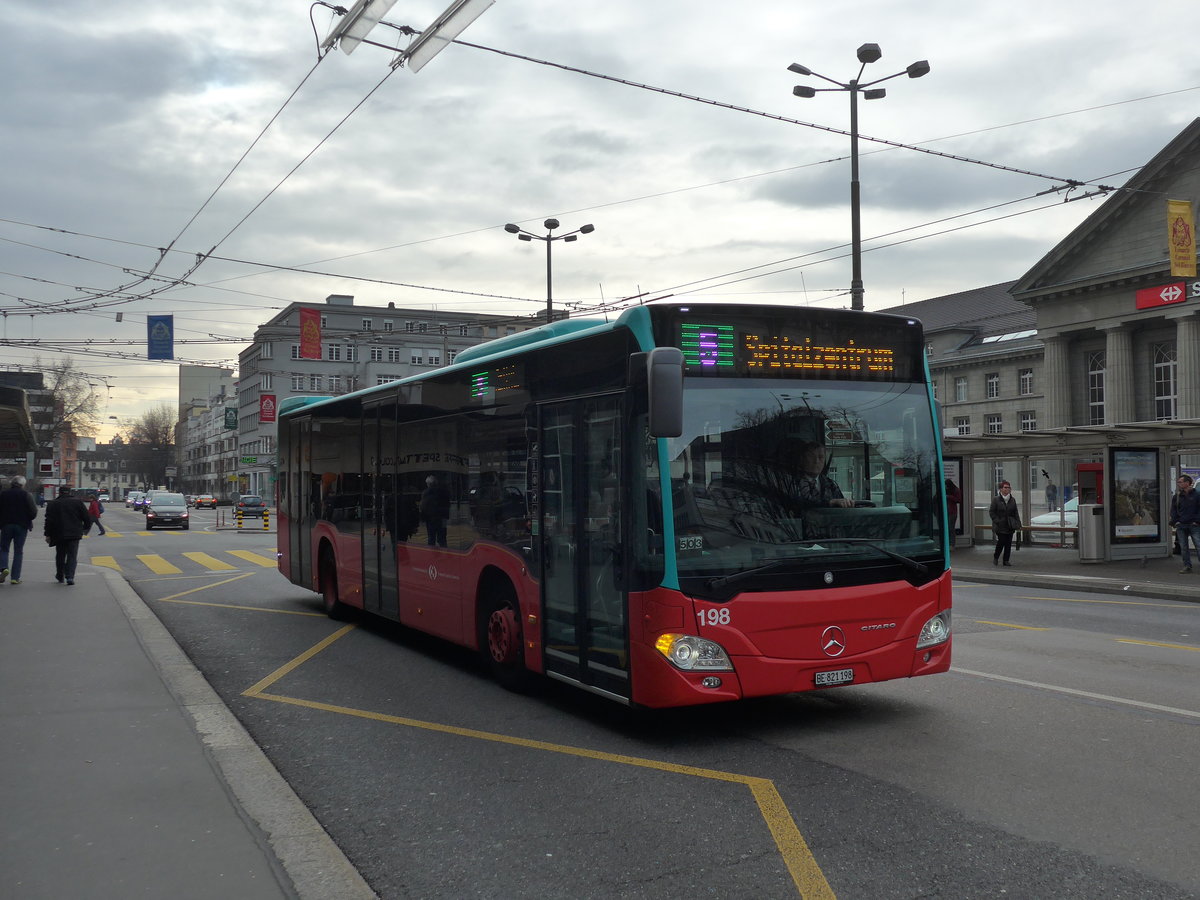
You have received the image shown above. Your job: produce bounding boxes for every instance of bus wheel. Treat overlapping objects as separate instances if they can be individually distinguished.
[482,586,529,690]
[320,550,348,620]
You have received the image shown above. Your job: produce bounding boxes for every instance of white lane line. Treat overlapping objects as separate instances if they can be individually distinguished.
[953,667,1200,720]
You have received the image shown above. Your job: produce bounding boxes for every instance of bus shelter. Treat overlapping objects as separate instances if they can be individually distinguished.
[944,419,1200,562]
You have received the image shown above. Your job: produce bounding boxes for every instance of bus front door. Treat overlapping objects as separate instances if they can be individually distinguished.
[539,397,629,700]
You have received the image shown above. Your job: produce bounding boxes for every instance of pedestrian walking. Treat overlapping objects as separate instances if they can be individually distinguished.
[1168,474,1200,574]
[87,496,107,535]
[1043,472,1058,512]
[43,487,94,585]
[0,475,38,585]
[989,480,1020,567]
[944,478,962,536]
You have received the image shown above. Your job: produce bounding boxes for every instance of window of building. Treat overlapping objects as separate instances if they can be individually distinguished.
[320,315,328,328]
[459,325,469,336]
[931,381,938,401]
[388,348,402,363]
[448,350,458,363]
[326,344,342,361]
[439,323,447,335]
[384,320,394,332]
[1154,342,1177,420]
[418,323,428,333]
[291,344,301,359]
[411,353,424,365]
[428,354,440,366]
[346,346,358,362]
[260,343,273,359]
[955,376,968,402]
[376,375,399,385]
[405,321,414,333]
[329,375,342,393]
[309,375,323,391]
[1019,368,1034,395]
[362,318,373,331]
[1020,410,1037,431]
[954,416,970,435]
[261,374,272,390]
[986,413,1003,434]
[986,373,1000,399]
[291,375,304,391]
[370,347,384,362]
[1088,350,1106,425]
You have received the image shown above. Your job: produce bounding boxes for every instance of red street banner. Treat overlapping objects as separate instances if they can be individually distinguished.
[1135,282,1187,310]
[259,393,277,423]
[299,307,321,359]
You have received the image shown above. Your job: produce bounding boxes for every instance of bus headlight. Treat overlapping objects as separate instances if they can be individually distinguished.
[916,611,951,649]
[654,634,734,671]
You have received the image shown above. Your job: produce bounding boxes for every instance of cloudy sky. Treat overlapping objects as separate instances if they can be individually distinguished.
[2,0,1196,438]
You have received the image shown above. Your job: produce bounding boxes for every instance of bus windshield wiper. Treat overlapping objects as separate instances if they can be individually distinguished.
[788,538,929,575]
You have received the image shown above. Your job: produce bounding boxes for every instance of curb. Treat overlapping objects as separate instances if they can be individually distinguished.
[102,569,377,900]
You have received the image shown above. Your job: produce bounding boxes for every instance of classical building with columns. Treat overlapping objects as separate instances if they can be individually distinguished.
[886,118,1200,560]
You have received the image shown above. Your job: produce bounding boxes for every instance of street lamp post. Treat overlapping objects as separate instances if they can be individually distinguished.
[504,219,595,322]
[789,45,929,311]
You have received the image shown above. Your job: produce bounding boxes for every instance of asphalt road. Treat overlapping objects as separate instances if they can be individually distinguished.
[92,506,1200,899]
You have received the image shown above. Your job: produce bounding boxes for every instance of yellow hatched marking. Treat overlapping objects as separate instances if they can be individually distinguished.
[137,554,182,575]
[182,551,238,571]
[91,555,120,570]
[227,549,277,567]
[245,628,834,899]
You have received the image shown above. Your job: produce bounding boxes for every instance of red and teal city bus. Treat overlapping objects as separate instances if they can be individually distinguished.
[276,301,952,708]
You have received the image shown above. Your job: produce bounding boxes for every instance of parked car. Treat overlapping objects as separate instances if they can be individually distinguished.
[126,490,145,509]
[236,494,267,518]
[144,492,190,530]
[193,493,217,509]
[1028,497,1078,544]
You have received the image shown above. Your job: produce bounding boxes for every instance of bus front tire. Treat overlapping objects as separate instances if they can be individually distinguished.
[480,585,531,691]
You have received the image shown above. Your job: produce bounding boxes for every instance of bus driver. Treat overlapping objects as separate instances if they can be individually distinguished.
[797,442,853,509]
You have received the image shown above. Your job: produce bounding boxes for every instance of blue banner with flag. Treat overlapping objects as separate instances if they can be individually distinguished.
[148,315,174,360]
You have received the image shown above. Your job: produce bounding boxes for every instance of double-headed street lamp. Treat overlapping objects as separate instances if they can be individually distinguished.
[504,219,595,322]
[789,44,929,311]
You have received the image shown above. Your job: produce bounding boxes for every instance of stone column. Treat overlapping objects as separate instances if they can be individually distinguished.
[1041,334,1071,428]
[1102,325,1134,425]
[1174,312,1200,419]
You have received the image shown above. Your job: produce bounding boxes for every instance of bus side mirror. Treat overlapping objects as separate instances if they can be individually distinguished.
[646,348,683,438]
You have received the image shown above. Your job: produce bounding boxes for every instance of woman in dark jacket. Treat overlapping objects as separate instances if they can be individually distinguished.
[988,480,1020,567]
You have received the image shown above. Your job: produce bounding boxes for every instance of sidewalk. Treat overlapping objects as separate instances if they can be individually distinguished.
[951,541,1199,602]
[0,538,375,900]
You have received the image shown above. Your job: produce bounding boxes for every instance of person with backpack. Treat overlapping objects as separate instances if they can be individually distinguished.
[88,495,107,536]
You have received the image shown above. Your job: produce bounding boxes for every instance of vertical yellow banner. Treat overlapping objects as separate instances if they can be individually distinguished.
[1168,199,1196,277]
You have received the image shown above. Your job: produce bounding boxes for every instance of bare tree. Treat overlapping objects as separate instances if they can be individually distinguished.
[123,403,177,447]
[34,357,103,448]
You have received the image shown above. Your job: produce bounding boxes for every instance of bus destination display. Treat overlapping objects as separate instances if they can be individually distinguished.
[679,319,917,381]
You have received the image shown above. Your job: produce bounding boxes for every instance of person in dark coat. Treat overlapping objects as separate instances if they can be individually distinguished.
[944,478,962,536]
[420,475,450,547]
[0,475,39,584]
[43,487,94,585]
[989,480,1020,567]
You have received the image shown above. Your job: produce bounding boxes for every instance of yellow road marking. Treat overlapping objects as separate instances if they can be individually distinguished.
[227,549,278,567]
[244,628,834,899]
[137,554,182,575]
[91,555,120,570]
[153,572,322,617]
[183,551,238,571]
[1116,638,1200,652]
[973,620,1050,631]
[1018,595,1186,608]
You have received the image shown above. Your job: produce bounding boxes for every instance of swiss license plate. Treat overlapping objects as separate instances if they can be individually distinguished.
[814,668,854,687]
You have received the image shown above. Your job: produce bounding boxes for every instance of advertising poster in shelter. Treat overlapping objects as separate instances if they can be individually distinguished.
[1109,448,1160,543]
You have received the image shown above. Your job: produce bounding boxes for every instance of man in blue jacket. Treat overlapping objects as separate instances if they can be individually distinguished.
[0,475,38,584]
[1169,474,1200,574]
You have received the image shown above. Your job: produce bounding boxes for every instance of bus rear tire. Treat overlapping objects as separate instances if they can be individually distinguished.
[480,582,531,691]
[320,549,348,620]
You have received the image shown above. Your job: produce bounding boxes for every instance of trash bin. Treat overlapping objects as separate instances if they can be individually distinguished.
[1077,503,1104,562]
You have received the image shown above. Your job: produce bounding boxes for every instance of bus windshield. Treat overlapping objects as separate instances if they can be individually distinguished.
[663,377,944,583]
